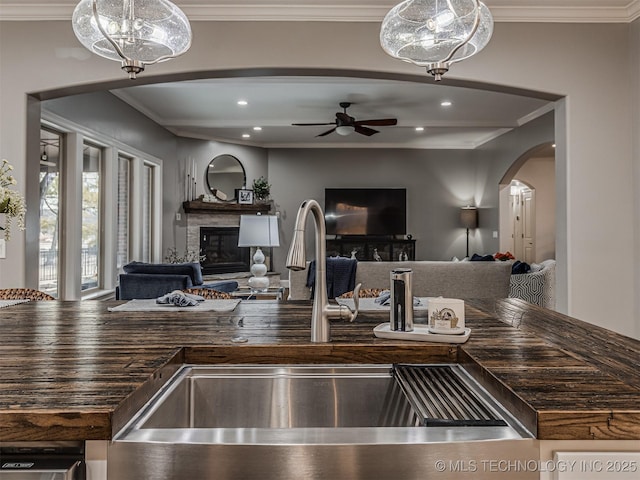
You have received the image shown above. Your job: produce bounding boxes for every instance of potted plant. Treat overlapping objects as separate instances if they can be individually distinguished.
[0,159,26,240]
[252,176,271,203]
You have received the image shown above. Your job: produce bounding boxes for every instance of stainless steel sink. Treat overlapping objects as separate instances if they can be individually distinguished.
[109,364,539,480]
[138,365,418,429]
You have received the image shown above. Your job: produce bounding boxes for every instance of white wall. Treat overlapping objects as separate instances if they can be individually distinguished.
[0,20,637,338]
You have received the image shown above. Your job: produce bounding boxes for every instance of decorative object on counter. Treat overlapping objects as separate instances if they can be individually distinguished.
[251,176,271,203]
[390,268,414,332]
[206,154,245,201]
[238,214,280,292]
[460,205,478,258]
[0,159,26,241]
[164,247,206,264]
[398,250,408,261]
[237,188,254,205]
[72,0,192,79]
[373,248,382,261]
[380,0,494,81]
[350,248,358,259]
[428,297,465,335]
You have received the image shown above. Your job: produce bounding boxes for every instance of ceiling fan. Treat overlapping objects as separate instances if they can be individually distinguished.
[292,102,397,137]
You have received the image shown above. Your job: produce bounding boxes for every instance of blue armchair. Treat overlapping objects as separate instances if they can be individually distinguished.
[117,261,238,300]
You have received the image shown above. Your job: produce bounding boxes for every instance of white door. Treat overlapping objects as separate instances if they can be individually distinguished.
[511,183,536,262]
[521,189,536,263]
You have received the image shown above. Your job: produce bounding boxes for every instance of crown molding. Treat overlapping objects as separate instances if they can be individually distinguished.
[1,2,640,23]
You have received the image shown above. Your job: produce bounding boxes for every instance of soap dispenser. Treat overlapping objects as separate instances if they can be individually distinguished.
[390,268,413,332]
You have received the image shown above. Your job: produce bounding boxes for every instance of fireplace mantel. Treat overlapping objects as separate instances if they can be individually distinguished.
[183,200,270,215]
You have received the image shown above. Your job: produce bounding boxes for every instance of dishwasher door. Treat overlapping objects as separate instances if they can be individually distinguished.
[1,442,85,480]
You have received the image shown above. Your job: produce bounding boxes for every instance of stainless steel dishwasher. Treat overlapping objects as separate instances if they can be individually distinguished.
[0,441,85,480]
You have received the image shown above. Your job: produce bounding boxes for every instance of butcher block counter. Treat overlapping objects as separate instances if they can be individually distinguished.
[0,298,639,442]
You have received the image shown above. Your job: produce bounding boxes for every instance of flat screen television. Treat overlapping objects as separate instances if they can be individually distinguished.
[324,188,406,237]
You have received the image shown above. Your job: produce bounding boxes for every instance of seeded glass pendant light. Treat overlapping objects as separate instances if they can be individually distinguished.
[72,0,192,79]
[380,0,493,81]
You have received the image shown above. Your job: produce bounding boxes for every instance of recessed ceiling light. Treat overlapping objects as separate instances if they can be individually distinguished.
[415,127,424,132]
[242,134,251,138]
[237,100,248,106]
[552,143,556,148]
[253,126,262,131]
[440,101,452,107]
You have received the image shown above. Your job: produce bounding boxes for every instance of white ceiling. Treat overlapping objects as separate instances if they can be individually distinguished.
[8,1,632,149]
[111,76,554,149]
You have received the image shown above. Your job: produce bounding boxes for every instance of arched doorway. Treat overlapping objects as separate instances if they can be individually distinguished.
[499,142,556,264]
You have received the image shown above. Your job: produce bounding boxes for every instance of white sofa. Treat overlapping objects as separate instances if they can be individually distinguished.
[508,259,556,309]
[289,260,512,300]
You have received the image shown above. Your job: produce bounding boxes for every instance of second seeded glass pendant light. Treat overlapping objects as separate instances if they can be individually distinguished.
[380,0,493,81]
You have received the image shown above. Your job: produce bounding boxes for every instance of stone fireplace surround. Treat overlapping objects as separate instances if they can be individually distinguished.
[184,200,271,277]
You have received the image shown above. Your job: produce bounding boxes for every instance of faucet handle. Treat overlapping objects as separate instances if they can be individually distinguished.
[349,283,362,322]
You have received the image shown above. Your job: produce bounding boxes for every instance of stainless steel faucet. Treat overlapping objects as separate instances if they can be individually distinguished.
[286,199,360,342]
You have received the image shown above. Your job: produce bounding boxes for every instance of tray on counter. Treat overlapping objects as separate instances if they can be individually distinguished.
[373,323,471,343]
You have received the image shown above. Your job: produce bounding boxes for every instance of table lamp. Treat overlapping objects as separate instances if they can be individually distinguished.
[460,206,478,258]
[238,214,280,292]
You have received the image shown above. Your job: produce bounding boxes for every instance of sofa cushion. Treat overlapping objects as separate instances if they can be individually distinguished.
[123,261,204,286]
[117,273,193,300]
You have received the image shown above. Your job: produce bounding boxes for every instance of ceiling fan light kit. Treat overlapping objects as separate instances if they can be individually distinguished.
[380,0,494,81]
[72,0,192,79]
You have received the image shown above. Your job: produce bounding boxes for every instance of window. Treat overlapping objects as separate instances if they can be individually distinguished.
[81,143,102,291]
[116,154,131,271]
[38,128,62,298]
[141,163,154,263]
[36,115,163,299]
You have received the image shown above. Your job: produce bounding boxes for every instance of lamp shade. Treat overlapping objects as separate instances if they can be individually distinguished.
[238,215,280,247]
[460,206,478,229]
[72,0,192,78]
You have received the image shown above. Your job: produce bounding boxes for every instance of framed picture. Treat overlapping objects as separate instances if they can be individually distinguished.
[237,188,254,205]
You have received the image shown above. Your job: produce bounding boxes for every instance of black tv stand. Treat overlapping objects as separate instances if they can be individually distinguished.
[326,236,415,262]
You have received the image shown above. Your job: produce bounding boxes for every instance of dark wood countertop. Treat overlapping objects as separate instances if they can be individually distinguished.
[0,299,638,441]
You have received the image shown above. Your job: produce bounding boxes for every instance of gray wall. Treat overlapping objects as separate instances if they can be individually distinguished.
[269,111,553,274]
[43,92,176,161]
[1,19,638,337]
[173,137,268,253]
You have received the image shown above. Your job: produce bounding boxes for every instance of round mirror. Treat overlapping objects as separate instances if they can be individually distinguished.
[206,154,246,200]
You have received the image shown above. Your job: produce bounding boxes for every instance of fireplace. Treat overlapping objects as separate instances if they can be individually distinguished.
[199,227,250,274]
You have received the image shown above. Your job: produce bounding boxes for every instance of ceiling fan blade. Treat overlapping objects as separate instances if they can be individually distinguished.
[354,125,379,136]
[316,127,337,137]
[354,118,398,126]
[292,122,335,126]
